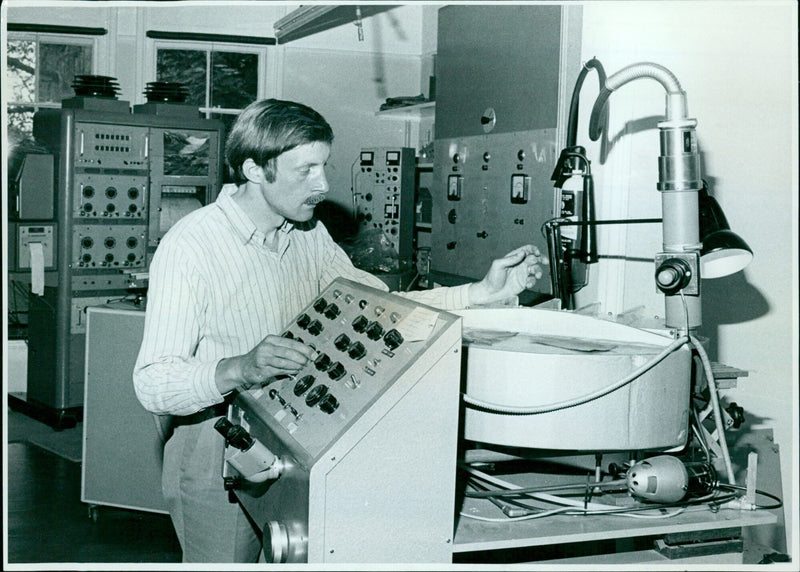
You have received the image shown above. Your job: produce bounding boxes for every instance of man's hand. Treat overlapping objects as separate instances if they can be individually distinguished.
[216,335,315,394]
[468,244,548,306]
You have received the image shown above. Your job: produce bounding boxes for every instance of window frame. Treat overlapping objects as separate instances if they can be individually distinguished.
[6,30,100,110]
[145,38,271,120]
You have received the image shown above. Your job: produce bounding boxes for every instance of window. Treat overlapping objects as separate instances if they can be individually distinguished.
[6,33,95,144]
[154,42,265,137]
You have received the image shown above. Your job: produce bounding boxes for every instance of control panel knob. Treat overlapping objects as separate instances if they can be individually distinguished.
[383,328,404,351]
[334,333,351,351]
[347,341,366,360]
[313,297,327,313]
[352,315,369,333]
[307,319,324,336]
[323,303,341,319]
[305,384,328,407]
[365,321,385,340]
[296,313,311,329]
[293,374,315,396]
[319,393,339,414]
[327,362,346,381]
[314,353,332,371]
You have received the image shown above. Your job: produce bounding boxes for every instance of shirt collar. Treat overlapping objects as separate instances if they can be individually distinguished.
[216,183,295,247]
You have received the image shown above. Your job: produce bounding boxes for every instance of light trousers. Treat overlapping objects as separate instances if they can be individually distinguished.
[162,417,261,563]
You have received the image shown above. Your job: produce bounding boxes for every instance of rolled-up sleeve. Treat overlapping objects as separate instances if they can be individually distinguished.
[133,237,224,416]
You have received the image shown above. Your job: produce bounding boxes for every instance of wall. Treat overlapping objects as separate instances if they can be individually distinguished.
[576,1,798,551]
[279,5,429,222]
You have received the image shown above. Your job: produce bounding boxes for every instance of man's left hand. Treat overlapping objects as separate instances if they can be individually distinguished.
[468,244,547,306]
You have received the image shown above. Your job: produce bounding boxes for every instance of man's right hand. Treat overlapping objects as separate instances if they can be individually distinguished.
[215,335,316,394]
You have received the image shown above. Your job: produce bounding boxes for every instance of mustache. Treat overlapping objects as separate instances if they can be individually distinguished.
[305,194,326,205]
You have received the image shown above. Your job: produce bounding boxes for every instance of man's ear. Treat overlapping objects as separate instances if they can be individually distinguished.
[241,158,264,183]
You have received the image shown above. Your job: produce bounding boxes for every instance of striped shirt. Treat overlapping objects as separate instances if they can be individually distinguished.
[133,184,471,416]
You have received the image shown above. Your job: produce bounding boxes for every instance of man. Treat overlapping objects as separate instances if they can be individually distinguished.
[133,98,546,562]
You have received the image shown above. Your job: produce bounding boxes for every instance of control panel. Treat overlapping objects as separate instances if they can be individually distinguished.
[227,277,462,563]
[431,130,558,291]
[71,224,147,269]
[353,147,416,267]
[73,172,148,219]
[237,277,451,459]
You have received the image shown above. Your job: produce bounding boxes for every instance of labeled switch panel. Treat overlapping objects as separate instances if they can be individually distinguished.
[238,278,450,459]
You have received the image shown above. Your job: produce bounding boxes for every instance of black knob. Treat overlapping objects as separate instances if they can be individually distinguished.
[314,353,332,371]
[366,321,384,341]
[305,384,328,407]
[313,297,328,313]
[347,341,366,360]
[213,418,254,452]
[327,362,346,381]
[352,315,369,333]
[293,374,315,396]
[655,258,692,295]
[307,319,324,336]
[334,333,351,351]
[296,313,311,329]
[384,329,404,351]
[323,303,340,319]
[319,393,339,414]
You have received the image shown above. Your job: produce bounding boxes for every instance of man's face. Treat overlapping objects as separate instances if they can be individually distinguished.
[261,141,331,222]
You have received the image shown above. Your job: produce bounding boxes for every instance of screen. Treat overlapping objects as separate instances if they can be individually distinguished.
[163,130,211,176]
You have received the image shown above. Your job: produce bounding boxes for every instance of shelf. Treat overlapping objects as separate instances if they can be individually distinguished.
[376,101,435,121]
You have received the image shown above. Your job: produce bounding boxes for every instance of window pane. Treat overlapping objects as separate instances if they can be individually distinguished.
[211,52,258,110]
[8,106,36,146]
[40,43,93,103]
[157,49,207,107]
[7,40,36,103]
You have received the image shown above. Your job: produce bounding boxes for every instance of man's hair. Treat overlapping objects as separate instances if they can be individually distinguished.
[225,99,334,184]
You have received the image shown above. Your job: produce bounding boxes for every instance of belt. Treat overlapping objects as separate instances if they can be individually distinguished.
[171,401,229,428]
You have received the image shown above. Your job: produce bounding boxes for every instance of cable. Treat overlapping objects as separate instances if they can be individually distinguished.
[462,334,689,415]
[716,483,783,510]
[691,333,735,486]
[462,466,739,522]
[464,478,627,498]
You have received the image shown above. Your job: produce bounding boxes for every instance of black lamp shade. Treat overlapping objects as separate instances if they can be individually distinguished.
[698,184,753,279]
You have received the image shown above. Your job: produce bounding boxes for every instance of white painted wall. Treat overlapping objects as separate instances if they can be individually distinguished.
[576,1,798,551]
